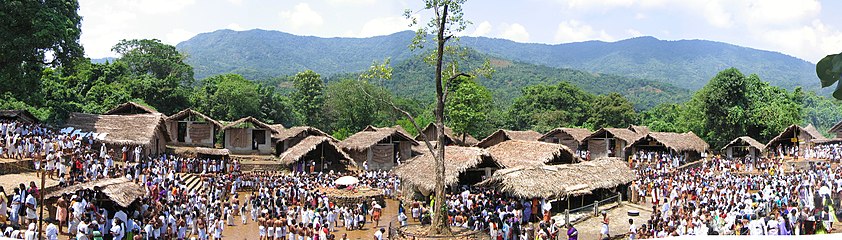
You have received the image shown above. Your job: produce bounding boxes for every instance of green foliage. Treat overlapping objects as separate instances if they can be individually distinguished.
[291,70,325,128]
[586,92,637,129]
[192,74,261,120]
[0,0,84,104]
[445,77,493,138]
[816,53,842,99]
[508,82,594,132]
[323,79,394,133]
[112,39,193,114]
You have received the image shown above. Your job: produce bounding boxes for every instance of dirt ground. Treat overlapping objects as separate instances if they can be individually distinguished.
[215,192,401,240]
[570,203,651,240]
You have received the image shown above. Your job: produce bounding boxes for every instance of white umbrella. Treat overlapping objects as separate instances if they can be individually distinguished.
[334,176,360,186]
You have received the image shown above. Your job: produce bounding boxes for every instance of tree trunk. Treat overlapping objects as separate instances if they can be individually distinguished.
[429,3,452,236]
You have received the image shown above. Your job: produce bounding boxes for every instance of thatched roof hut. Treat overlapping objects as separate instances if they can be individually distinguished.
[415,123,479,147]
[167,108,222,128]
[479,157,636,199]
[721,136,765,159]
[625,132,709,154]
[476,129,542,148]
[103,101,159,115]
[222,117,278,154]
[582,127,644,159]
[829,120,842,138]
[341,126,418,170]
[65,112,170,148]
[196,147,230,156]
[46,178,145,207]
[222,117,278,133]
[394,146,498,192]
[278,136,352,169]
[487,140,575,168]
[273,126,333,142]
[629,125,651,135]
[766,124,828,150]
[539,127,592,151]
[0,109,38,123]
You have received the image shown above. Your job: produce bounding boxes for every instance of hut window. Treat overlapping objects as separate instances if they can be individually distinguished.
[253,130,266,144]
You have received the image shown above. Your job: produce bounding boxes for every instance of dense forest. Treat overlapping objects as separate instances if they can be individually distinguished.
[3,0,842,150]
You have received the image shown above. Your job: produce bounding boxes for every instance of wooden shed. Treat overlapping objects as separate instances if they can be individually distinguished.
[414,123,479,147]
[583,128,644,160]
[165,109,222,147]
[475,129,542,148]
[0,109,38,123]
[624,132,709,162]
[278,136,353,173]
[103,101,159,115]
[221,117,278,155]
[721,136,765,159]
[539,127,592,152]
[65,112,170,157]
[340,126,418,170]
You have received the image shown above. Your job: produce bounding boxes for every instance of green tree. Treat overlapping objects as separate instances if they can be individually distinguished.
[508,82,593,132]
[112,39,194,114]
[446,76,492,140]
[292,70,325,128]
[0,0,84,103]
[324,79,393,132]
[192,74,261,120]
[257,85,300,127]
[587,92,637,129]
[816,52,842,99]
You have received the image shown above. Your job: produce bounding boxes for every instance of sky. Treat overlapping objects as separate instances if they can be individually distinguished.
[78,0,842,63]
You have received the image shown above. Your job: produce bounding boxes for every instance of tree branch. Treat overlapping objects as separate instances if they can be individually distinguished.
[442,72,471,104]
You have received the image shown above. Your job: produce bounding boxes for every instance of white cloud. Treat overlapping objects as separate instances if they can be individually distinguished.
[471,21,493,37]
[700,0,732,28]
[566,0,636,9]
[744,0,820,27]
[500,23,530,42]
[358,16,412,37]
[226,23,245,31]
[626,29,643,37]
[124,0,196,15]
[761,19,842,62]
[226,0,244,5]
[165,28,195,44]
[328,0,377,6]
[553,20,613,43]
[279,3,324,29]
[634,13,647,20]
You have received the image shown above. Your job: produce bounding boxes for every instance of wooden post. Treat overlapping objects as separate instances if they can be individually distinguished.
[593,200,599,216]
[618,193,622,206]
[565,209,570,226]
[38,167,45,239]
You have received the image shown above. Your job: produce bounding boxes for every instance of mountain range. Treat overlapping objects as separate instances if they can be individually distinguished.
[173,29,820,108]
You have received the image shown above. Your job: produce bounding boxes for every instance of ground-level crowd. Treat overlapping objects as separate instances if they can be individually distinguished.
[0,119,841,239]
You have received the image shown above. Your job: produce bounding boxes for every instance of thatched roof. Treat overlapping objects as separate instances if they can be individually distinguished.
[278,136,351,165]
[363,125,413,138]
[65,112,170,146]
[221,117,279,133]
[46,178,145,207]
[0,109,38,123]
[273,126,334,142]
[584,127,643,143]
[476,129,542,148]
[629,125,651,135]
[539,127,592,143]
[478,157,636,198]
[766,124,828,148]
[829,120,842,134]
[196,147,230,156]
[625,131,709,153]
[415,123,479,146]
[268,124,286,133]
[394,146,497,192]
[103,101,159,115]
[487,140,575,168]
[167,108,222,128]
[721,136,765,151]
[812,138,842,144]
[341,126,418,151]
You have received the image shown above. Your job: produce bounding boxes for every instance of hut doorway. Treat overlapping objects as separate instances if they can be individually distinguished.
[177,122,187,142]
[252,130,266,150]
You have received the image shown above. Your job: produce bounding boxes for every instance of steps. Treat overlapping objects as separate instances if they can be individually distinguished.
[178,173,206,194]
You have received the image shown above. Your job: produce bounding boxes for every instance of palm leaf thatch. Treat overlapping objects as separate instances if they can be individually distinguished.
[46,178,145,207]
[394,146,496,192]
[625,132,709,153]
[829,120,842,134]
[0,109,38,123]
[629,125,651,135]
[363,125,413,138]
[65,112,170,146]
[103,101,159,115]
[584,128,643,144]
[476,129,542,148]
[721,136,765,152]
[539,128,592,143]
[278,136,351,165]
[273,126,334,142]
[166,108,222,128]
[196,147,230,156]
[415,123,479,146]
[766,124,827,149]
[478,157,636,199]
[487,140,575,168]
[222,116,279,133]
[341,126,418,152]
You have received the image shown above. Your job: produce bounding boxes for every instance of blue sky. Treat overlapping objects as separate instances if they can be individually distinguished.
[79,0,842,63]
